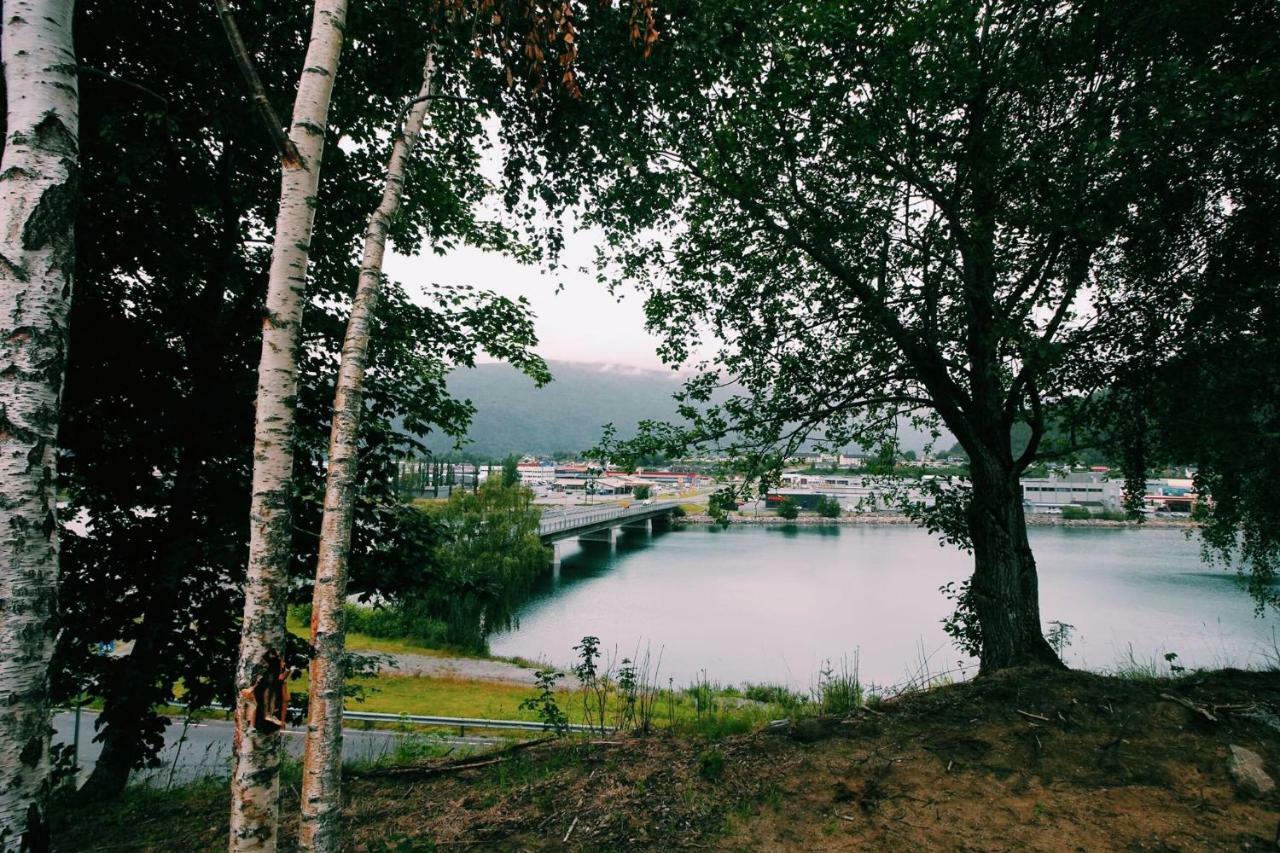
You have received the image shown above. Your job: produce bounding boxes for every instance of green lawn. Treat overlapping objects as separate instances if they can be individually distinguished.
[333,673,787,740]
[285,609,457,658]
[344,674,543,721]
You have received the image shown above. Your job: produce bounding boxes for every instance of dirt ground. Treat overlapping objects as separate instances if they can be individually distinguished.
[55,668,1280,851]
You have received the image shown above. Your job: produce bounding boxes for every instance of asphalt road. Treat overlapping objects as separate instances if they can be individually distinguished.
[53,709,500,789]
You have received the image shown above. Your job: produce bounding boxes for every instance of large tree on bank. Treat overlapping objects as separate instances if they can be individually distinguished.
[534,0,1279,671]
[0,0,78,847]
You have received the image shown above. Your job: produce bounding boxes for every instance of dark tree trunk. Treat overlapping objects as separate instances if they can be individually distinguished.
[966,452,1064,672]
[79,139,242,800]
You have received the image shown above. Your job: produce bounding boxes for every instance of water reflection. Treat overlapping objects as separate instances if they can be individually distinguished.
[491,524,1275,687]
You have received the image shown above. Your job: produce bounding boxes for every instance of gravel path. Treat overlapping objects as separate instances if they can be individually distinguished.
[383,651,579,686]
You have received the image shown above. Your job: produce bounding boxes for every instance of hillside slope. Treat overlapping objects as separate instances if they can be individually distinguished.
[424,361,685,458]
[57,668,1280,851]
[425,361,949,459]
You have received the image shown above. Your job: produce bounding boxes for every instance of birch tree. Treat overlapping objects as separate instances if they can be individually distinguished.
[56,0,505,800]
[0,0,79,848]
[298,52,439,851]
[227,1,349,849]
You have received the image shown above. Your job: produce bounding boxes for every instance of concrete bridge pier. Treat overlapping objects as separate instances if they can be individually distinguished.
[578,527,617,551]
[549,542,562,581]
[621,517,652,536]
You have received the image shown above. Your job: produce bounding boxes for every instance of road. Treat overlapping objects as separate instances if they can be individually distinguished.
[53,709,502,788]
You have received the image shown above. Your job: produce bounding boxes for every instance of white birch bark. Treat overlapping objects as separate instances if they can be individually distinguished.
[297,52,438,853]
[0,2,78,849]
[228,2,348,850]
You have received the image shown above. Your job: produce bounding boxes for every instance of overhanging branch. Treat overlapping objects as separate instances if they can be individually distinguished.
[211,0,303,168]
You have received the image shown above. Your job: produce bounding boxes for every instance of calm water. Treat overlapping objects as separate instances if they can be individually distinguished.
[489,524,1278,688]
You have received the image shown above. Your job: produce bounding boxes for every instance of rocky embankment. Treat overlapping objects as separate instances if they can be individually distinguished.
[681,512,1195,528]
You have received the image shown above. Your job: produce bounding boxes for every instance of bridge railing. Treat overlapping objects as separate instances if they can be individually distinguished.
[538,506,625,535]
[537,501,679,536]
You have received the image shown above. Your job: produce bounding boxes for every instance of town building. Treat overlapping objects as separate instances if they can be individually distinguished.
[1019,472,1125,513]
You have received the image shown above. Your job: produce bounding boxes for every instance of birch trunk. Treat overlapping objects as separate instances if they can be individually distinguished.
[0,2,78,849]
[298,52,438,853]
[228,2,348,850]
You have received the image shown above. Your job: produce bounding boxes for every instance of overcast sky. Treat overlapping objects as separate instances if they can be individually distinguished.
[385,232,671,371]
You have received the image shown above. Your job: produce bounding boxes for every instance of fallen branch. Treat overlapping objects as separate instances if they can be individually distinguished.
[1016,709,1051,723]
[1160,693,1218,723]
[348,736,554,779]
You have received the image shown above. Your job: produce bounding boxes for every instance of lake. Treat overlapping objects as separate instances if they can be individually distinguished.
[489,523,1278,689]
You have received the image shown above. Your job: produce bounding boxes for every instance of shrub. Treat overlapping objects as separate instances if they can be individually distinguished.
[777,498,800,520]
[815,495,842,518]
[743,683,806,711]
[519,669,570,735]
[698,747,725,781]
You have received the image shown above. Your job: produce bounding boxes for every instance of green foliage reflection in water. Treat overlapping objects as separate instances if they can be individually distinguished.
[312,482,547,653]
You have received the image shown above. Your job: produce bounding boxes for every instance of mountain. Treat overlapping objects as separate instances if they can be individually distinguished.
[421,360,952,460]
[423,361,685,458]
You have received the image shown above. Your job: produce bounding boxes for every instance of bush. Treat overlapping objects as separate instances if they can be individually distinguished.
[815,495,842,518]
[777,498,800,520]
[1061,505,1128,521]
[742,683,806,710]
[632,484,652,500]
[698,747,725,781]
[293,602,453,648]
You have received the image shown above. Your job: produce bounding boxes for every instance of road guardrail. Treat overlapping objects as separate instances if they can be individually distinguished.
[342,710,606,735]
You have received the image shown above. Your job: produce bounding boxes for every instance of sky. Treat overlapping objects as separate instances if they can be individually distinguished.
[385,231,671,371]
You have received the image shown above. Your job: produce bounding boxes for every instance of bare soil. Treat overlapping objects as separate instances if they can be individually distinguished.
[54,668,1280,851]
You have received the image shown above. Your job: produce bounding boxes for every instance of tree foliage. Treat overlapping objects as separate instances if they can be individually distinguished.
[814,496,842,519]
[776,499,799,521]
[415,480,548,651]
[512,0,1280,668]
[55,0,552,791]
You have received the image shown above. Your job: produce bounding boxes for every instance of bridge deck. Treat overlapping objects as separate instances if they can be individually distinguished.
[537,501,680,543]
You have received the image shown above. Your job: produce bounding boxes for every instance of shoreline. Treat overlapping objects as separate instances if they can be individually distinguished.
[679,512,1197,529]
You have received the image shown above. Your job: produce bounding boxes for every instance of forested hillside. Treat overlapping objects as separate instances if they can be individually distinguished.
[425,361,949,458]
[422,361,683,457]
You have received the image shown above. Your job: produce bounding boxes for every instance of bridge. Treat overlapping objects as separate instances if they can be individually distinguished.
[538,500,682,566]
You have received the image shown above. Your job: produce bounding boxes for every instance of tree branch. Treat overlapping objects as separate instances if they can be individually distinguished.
[654,149,974,444]
[211,0,302,167]
[76,65,170,108]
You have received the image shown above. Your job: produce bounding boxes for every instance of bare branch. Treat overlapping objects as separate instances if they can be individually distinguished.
[211,0,303,167]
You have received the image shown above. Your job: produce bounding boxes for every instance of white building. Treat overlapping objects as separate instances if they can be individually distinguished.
[515,462,556,485]
[1019,472,1124,512]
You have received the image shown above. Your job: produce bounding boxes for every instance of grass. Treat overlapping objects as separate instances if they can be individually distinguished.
[312,670,804,739]
[284,607,535,663]
[343,674,543,721]
[1107,645,1189,682]
[57,666,1280,852]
